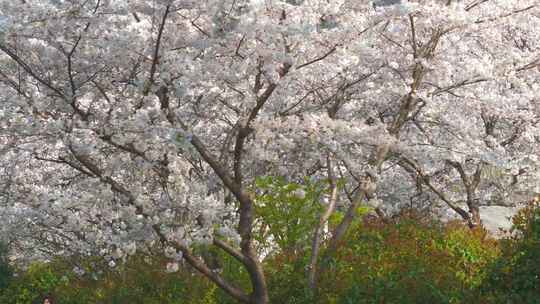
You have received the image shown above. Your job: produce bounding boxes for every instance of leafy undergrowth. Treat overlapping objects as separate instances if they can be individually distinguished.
[2,203,540,304]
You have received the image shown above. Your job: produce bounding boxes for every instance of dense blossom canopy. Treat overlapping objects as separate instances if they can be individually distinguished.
[0,0,539,302]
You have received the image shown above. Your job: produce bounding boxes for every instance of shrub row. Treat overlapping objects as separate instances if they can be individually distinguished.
[1,202,539,303]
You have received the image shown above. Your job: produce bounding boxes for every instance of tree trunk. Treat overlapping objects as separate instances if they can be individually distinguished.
[468,204,481,228]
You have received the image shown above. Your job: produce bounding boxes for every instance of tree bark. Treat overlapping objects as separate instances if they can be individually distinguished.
[307,156,338,292]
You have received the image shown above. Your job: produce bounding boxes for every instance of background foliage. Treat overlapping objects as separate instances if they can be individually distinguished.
[2,199,539,304]
[480,200,540,304]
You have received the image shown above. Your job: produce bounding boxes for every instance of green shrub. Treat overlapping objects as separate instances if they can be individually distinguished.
[253,176,326,254]
[264,250,314,304]
[481,200,540,303]
[0,261,67,304]
[0,242,13,292]
[0,253,218,304]
[80,254,215,304]
[316,216,499,304]
[8,197,540,304]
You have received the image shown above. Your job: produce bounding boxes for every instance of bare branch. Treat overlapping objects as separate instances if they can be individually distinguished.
[153,227,250,303]
[398,156,471,221]
[295,45,338,70]
[145,4,172,94]
[0,43,65,98]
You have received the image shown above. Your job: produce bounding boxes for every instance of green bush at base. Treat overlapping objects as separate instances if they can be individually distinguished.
[2,202,540,303]
[330,219,498,304]
[481,200,540,304]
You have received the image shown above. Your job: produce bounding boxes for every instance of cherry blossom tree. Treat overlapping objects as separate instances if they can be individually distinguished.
[0,0,539,303]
